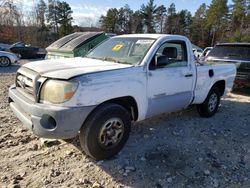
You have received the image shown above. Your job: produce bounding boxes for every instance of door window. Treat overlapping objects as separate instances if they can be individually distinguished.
[150,41,188,69]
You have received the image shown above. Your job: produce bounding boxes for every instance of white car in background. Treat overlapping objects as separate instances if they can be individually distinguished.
[0,50,19,67]
[193,48,203,58]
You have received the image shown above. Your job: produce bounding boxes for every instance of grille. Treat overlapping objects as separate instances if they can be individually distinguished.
[16,67,40,101]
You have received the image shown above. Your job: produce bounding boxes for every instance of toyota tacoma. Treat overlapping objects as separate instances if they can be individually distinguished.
[9,34,236,160]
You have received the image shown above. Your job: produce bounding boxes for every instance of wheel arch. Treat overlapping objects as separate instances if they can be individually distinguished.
[104,96,138,121]
[0,56,11,61]
[211,80,225,96]
[83,96,139,127]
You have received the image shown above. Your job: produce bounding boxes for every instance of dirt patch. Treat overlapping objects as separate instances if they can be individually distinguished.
[0,64,250,188]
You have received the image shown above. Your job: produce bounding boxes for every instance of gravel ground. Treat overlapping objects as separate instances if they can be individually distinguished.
[0,61,250,188]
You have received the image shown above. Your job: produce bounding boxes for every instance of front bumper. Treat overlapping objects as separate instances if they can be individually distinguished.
[9,54,19,64]
[9,85,95,139]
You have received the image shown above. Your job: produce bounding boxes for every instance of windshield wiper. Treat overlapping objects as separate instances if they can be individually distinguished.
[103,57,121,64]
[86,56,132,65]
[85,56,102,60]
[103,57,133,65]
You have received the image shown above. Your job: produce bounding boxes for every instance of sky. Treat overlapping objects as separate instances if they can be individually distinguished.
[21,0,233,26]
[68,0,210,26]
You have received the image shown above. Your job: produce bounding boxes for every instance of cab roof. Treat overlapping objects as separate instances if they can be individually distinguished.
[114,34,187,40]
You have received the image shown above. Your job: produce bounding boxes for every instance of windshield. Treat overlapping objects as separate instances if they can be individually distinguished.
[11,42,25,48]
[85,37,155,65]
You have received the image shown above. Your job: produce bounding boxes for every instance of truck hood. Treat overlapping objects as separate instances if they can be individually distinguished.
[23,57,133,79]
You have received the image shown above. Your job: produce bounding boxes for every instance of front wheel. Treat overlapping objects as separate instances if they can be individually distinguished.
[197,87,221,118]
[79,103,131,160]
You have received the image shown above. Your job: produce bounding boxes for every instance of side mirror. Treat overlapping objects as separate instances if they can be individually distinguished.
[155,55,168,68]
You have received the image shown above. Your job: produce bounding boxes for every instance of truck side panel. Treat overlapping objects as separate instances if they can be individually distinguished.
[193,64,236,104]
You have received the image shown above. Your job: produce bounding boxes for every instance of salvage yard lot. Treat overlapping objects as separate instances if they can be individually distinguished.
[0,62,250,188]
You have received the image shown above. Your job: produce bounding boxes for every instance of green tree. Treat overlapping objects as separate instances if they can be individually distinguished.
[247,0,250,28]
[99,8,119,33]
[177,10,192,36]
[190,3,208,47]
[164,3,177,34]
[117,5,133,33]
[155,5,167,33]
[228,0,247,41]
[206,0,228,45]
[140,0,158,33]
[131,10,144,33]
[57,1,73,37]
[47,0,59,39]
[36,0,48,44]
[232,0,246,29]
[97,1,250,43]
[246,0,250,41]
[36,0,47,28]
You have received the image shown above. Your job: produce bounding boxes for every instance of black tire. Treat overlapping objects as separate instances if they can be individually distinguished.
[79,103,131,160]
[0,56,11,67]
[197,87,221,118]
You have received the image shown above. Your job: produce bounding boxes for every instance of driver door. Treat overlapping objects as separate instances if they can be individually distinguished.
[146,40,195,117]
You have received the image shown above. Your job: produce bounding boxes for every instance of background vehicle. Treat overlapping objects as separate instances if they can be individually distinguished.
[9,42,46,59]
[9,34,236,160]
[0,43,11,51]
[192,47,203,58]
[0,50,19,67]
[0,46,5,51]
[206,43,250,87]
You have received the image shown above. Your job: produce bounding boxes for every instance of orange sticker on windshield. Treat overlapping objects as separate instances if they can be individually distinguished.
[112,44,123,51]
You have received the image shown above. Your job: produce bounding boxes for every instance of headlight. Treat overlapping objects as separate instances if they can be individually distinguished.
[40,80,78,104]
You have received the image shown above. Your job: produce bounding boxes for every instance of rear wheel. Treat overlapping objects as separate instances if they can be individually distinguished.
[0,56,11,67]
[79,103,131,160]
[197,87,221,118]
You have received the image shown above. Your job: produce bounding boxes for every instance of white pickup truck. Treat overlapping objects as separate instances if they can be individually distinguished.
[9,34,236,160]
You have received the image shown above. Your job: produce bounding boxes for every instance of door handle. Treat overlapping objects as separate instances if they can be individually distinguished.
[185,74,193,77]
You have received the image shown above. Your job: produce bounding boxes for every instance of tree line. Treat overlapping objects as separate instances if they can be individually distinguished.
[0,0,74,47]
[100,0,250,48]
[0,0,249,48]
